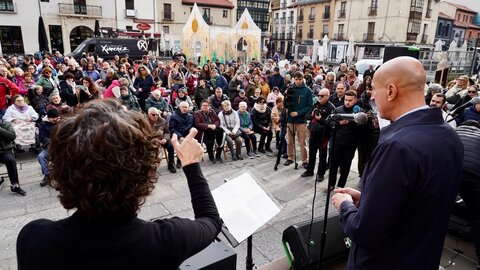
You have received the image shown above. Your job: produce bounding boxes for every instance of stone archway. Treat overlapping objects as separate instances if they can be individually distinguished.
[70,25,94,52]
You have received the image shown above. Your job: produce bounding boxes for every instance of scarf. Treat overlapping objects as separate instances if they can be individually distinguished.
[14,104,28,113]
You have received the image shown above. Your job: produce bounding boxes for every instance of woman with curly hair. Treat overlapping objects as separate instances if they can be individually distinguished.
[199,64,211,82]
[17,99,221,269]
[76,76,100,105]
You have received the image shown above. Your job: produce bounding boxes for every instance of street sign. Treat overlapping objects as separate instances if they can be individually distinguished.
[136,23,151,31]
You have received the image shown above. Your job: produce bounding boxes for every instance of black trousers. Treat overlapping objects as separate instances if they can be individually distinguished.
[329,143,357,188]
[255,129,273,150]
[306,131,328,176]
[203,128,225,159]
[459,173,480,261]
[241,132,257,152]
[0,151,19,185]
[161,140,175,165]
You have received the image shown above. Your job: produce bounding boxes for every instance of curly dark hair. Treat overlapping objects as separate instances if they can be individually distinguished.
[48,99,161,220]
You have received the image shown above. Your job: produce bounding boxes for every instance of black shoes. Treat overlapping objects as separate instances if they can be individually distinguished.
[0,178,4,189]
[216,157,223,163]
[265,147,273,153]
[209,157,216,164]
[232,155,238,161]
[40,175,49,187]
[301,171,314,177]
[176,159,182,169]
[168,164,177,173]
[236,154,243,160]
[302,163,308,169]
[258,148,266,153]
[284,160,294,166]
[316,175,325,182]
[11,185,26,196]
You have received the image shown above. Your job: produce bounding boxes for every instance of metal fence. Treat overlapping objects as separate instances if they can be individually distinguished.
[419,50,476,83]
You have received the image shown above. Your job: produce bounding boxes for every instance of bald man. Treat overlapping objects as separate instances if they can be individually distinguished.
[332,57,464,269]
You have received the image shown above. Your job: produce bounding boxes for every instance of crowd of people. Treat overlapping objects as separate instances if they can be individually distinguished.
[0,49,478,268]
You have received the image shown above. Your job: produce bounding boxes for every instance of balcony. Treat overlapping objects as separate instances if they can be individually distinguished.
[307,32,314,39]
[323,12,330,20]
[406,32,418,41]
[320,32,329,38]
[297,32,303,40]
[124,9,137,18]
[409,6,423,20]
[426,8,432,18]
[339,10,346,18]
[281,2,287,8]
[421,34,428,44]
[203,15,212,25]
[286,33,293,39]
[0,1,16,13]
[309,14,315,21]
[280,17,286,24]
[363,32,375,42]
[287,17,294,24]
[271,33,279,40]
[368,6,377,16]
[58,3,102,17]
[334,33,346,40]
[298,14,304,22]
[279,33,285,39]
[162,12,174,21]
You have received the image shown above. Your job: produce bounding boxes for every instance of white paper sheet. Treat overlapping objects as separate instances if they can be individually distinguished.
[211,173,281,243]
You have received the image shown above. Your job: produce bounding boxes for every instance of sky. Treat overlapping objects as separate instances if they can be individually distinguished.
[453,0,480,13]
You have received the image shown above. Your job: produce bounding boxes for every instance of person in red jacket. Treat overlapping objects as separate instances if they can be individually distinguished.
[0,75,20,118]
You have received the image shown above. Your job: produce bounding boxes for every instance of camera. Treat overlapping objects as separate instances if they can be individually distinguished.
[313,108,321,117]
[284,84,296,109]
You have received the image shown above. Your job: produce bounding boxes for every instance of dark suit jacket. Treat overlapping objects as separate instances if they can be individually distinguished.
[339,108,463,270]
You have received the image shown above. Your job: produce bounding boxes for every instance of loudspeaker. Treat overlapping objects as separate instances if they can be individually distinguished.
[282,213,349,270]
[178,241,237,270]
[383,46,420,62]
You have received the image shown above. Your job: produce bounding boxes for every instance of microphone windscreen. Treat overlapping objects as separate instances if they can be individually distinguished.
[355,112,368,125]
[471,97,480,105]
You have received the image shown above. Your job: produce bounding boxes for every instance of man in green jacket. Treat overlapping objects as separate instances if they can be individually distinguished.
[0,120,26,196]
[284,71,313,168]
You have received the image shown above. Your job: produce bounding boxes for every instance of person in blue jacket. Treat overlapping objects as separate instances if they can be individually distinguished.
[332,57,464,270]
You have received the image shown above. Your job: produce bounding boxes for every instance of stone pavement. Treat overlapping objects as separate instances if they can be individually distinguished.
[0,149,477,269]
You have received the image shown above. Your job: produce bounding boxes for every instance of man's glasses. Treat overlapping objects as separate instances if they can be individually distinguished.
[318,95,327,98]
[149,114,159,116]
[468,91,478,93]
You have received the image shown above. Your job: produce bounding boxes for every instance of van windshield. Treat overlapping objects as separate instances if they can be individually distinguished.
[72,43,86,54]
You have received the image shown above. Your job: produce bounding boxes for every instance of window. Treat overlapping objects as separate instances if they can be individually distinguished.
[163,26,169,34]
[125,0,134,10]
[40,0,49,2]
[0,26,24,54]
[411,0,424,8]
[223,10,228,18]
[203,8,211,23]
[0,0,14,12]
[126,26,133,31]
[371,0,378,8]
[338,24,344,34]
[73,0,86,14]
[322,24,328,35]
[164,3,172,20]
[437,22,443,36]
[340,2,346,11]
[368,22,375,33]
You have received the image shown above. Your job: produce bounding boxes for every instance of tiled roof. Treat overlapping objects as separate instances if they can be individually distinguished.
[439,12,455,21]
[182,0,235,9]
[446,2,477,14]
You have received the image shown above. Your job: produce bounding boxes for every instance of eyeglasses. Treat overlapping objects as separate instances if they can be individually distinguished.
[149,114,159,116]
[468,90,478,93]
[318,95,327,98]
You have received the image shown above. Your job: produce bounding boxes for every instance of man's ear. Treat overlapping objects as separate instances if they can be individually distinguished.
[387,83,397,102]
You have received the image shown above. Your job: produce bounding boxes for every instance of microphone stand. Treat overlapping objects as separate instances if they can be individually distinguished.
[274,107,288,170]
[317,117,339,270]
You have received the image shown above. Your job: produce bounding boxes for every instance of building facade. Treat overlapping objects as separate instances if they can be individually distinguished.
[435,13,454,50]
[296,0,332,42]
[439,1,480,47]
[330,0,441,62]
[270,0,297,55]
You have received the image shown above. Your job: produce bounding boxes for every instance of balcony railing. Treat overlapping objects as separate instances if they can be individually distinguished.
[309,14,315,21]
[271,33,279,39]
[339,10,346,18]
[363,32,375,42]
[307,32,314,39]
[298,14,304,22]
[0,1,16,12]
[280,17,286,24]
[286,33,293,39]
[406,32,418,41]
[426,8,432,18]
[368,6,377,16]
[58,3,102,17]
[421,34,428,43]
[203,15,212,25]
[287,17,294,24]
[281,2,287,8]
[297,32,303,39]
[409,6,423,20]
[279,33,285,39]
[323,12,330,20]
[334,33,346,40]
[124,9,137,18]
[162,12,174,21]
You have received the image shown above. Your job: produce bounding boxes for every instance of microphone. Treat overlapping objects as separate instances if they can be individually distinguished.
[450,97,480,115]
[328,112,368,124]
